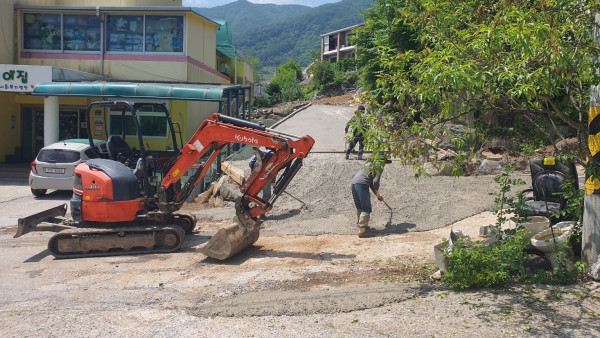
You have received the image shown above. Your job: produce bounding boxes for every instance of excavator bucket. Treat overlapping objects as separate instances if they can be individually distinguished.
[198,216,260,260]
[14,203,70,238]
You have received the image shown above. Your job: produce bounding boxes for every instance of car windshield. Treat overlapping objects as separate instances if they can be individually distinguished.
[37,149,81,163]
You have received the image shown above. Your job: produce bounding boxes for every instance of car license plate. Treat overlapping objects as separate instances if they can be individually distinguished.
[44,167,65,174]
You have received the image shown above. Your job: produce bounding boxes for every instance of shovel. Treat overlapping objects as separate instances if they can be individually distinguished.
[382,200,393,227]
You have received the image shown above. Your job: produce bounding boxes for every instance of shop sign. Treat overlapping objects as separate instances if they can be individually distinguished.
[0,65,52,92]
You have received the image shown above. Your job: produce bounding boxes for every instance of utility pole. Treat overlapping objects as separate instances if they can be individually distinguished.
[582,14,600,276]
[582,85,600,271]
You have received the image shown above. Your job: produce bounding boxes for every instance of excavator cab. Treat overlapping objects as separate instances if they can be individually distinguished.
[82,101,184,201]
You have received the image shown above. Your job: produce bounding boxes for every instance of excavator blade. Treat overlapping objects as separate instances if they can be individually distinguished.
[198,216,260,260]
[14,204,69,238]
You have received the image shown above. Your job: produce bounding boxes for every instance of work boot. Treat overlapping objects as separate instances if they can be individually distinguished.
[358,212,370,238]
[358,227,367,238]
[345,153,349,160]
[357,155,363,160]
[356,210,361,224]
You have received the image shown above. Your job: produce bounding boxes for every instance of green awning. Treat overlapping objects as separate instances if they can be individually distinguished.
[217,45,236,59]
[32,82,247,101]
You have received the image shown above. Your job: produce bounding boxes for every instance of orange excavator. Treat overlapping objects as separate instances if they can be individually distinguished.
[15,101,314,260]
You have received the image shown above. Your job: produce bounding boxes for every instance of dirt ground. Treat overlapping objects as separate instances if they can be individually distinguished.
[1,150,599,337]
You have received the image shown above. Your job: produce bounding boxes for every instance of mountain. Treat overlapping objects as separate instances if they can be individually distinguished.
[196,0,374,69]
[194,0,312,42]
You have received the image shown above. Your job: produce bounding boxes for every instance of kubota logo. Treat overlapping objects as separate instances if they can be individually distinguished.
[85,184,100,190]
[235,134,259,144]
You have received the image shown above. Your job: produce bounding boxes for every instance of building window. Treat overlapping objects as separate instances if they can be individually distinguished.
[106,15,144,52]
[328,35,337,51]
[64,15,101,51]
[105,15,184,53]
[23,13,62,50]
[145,16,183,53]
[23,12,185,54]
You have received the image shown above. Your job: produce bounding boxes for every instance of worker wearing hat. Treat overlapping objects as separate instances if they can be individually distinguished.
[351,154,392,238]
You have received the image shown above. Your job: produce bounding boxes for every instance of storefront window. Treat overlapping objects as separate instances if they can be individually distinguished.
[23,13,61,50]
[109,114,137,136]
[106,15,144,52]
[22,12,185,54]
[59,111,79,140]
[139,115,168,137]
[109,112,168,138]
[64,15,101,51]
[144,16,184,53]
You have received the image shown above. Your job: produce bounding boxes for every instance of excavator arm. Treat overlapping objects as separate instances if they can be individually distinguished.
[157,113,315,259]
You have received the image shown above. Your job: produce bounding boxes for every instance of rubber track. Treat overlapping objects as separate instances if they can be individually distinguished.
[47,225,186,259]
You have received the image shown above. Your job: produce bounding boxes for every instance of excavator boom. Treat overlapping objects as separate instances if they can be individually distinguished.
[158,113,315,259]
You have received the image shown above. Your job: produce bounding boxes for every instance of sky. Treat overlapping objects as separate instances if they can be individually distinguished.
[182,0,342,8]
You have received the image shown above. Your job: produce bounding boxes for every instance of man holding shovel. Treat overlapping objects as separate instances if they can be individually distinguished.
[351,154,392,238]
[345,105,366,160]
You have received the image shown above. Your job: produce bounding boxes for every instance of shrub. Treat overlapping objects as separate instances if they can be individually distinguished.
[442,230,529,290]
[313,61,335,87]
[252,96,272,109]
[440,167,587,290]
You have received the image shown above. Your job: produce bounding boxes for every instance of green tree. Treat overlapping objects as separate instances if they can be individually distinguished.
[276,60,304,82]
[281,83,304,102]
[270,60,305,102]
[357,0,600,176]
[264,82,281,104]
[354,0,419,91]
[272,66,297,90]
[313,61,335,87]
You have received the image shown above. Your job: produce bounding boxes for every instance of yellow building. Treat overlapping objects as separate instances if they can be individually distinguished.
[0,0,254,163]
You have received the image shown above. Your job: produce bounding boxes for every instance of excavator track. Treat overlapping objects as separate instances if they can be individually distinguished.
[47,225,185,259]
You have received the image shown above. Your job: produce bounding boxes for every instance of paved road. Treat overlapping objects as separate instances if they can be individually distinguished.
[0,183,70,230]
[0,163,70,230]
[274,104,356,152]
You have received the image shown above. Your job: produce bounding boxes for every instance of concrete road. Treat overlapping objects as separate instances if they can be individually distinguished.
[0,182,71,230]
[273,104,356,152]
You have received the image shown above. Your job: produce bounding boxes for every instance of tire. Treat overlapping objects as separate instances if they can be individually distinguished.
[31,188,47,197]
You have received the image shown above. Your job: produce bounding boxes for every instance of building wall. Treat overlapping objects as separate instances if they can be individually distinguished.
[0,93,23,160]
[184,100,220,141]
[242,58,254,84]
[103,57,189,82]
[186,15,228,84]
[1,1,20,64]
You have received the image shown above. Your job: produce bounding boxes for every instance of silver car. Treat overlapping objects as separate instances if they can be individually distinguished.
[29,139,106,197]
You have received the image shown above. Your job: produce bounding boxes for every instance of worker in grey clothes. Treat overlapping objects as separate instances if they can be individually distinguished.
[351,157,392,237]
[345,105,365,160]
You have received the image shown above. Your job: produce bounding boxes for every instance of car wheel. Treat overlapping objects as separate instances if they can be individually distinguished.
[31,188,47,197]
